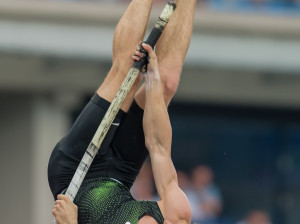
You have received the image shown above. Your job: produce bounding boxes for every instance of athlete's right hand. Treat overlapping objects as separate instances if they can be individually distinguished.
[52,194,78,224]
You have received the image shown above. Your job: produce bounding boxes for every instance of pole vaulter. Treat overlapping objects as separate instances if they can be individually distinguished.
[53,2,176,223]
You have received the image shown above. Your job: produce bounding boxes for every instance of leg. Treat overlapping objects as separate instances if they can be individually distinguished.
[97,0,153,112]
[135,0,197,108]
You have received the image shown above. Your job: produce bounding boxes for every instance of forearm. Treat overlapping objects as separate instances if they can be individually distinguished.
[143,61,175,199]
[143,67,172,152]
[149,148,178,199]
[140,42,176,198]
[140,44,191,223]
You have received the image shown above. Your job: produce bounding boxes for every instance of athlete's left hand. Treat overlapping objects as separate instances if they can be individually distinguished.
[52,194,78,224]
[132,43,159,75]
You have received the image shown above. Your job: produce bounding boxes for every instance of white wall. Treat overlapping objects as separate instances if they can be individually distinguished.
[0,93,31,224]
[0,93,70,224]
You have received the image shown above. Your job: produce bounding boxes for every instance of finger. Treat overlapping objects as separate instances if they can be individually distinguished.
[132,55,141,61]
[55,200,64,206]
[52,205,59,214]
[142,43,154,55]
[54,201,62,208]
[54,200,65,208]
[57,194,69,202]
[134,50,145,58]
[52,208,56,216]
[57,194,64,200]
[136,44,141,51]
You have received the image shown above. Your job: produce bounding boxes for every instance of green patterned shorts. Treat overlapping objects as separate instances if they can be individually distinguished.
[74,177,164,224]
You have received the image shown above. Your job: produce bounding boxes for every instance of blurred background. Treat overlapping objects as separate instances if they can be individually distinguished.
[0,0,299,224]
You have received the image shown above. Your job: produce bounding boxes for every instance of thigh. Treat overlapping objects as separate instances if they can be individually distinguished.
[60,94,125,159]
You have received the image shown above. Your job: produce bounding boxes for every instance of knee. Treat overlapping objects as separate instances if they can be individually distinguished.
[160,64,182,97]
[163,75,180,97]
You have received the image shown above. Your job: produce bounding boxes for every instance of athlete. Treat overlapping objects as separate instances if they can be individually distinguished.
[48,0,196,223]
[52,43,191,224]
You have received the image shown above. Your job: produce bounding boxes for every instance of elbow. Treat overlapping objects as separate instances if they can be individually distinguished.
[145,140,170,157]
[145,137,157,154]
[144,129,172,156]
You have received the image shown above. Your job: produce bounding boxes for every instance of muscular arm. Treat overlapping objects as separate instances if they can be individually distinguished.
[140,43,173,198]
[138,43,191,224]
[53,44,190,224]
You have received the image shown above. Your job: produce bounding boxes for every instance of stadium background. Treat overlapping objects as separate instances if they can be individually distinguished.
[0,0,299,223]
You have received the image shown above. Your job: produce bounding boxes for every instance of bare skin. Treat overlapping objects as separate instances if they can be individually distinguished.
[52,195,78,224]
[135,0,197,108]
[53,44,191,224]
[96,0,196,111]
[139,43,191,224]
[53,0,196,223]
[96,0,153,112]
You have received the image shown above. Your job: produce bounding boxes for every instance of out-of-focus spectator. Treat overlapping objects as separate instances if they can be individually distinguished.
[236,210,272,224]
[131,161,157,201]
[190,165,223,223]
